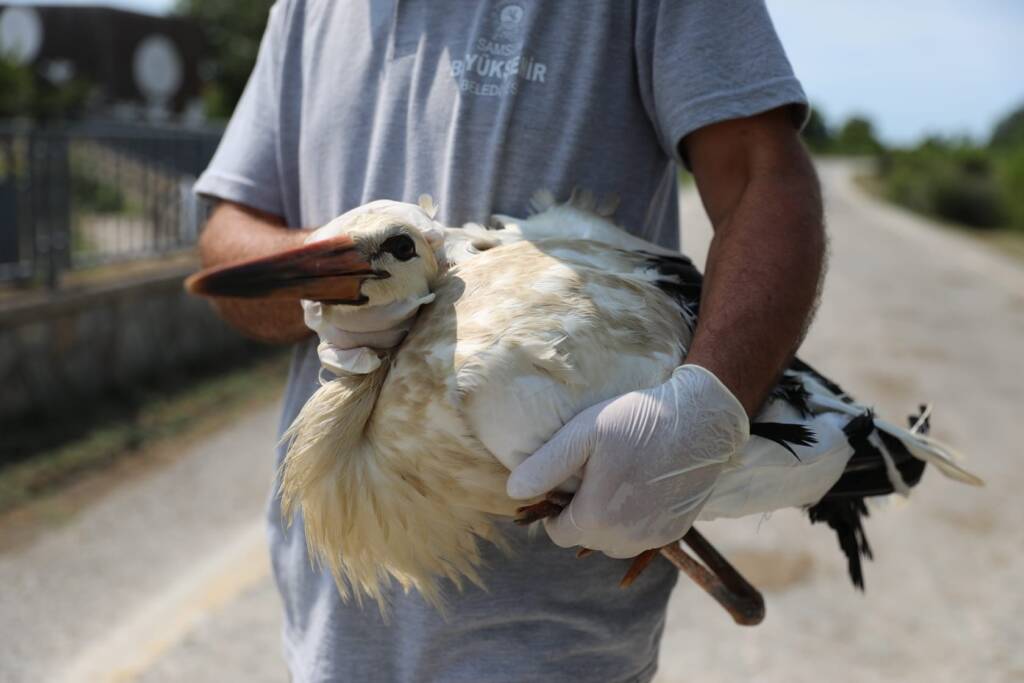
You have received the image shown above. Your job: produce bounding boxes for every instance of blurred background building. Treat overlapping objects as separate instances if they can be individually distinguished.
[0,4,204,122]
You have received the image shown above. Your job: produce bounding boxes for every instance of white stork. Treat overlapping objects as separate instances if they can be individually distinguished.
[186,192,981,622]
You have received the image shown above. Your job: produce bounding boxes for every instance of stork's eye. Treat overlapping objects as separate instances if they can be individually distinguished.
[381,234,417,261]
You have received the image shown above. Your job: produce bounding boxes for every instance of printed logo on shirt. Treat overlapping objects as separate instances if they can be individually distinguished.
[450,1,547,98]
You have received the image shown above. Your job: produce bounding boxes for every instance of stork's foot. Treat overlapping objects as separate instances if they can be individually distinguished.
[619,548,659,587]
[513,491,765,626]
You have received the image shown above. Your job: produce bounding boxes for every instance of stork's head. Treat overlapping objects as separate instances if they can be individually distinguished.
[186,197,444,307]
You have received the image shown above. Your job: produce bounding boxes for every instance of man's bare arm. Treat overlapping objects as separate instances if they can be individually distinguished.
[198,201,313,344]
[682,106,826,415]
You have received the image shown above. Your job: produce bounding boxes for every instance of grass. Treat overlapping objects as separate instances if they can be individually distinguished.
[0,351,290,517]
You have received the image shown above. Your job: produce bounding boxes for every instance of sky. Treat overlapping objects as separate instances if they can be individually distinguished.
[765,1,1024,144]
[4,0,1023,145]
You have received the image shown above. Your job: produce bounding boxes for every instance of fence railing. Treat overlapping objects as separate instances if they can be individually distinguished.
[0,122,222,288]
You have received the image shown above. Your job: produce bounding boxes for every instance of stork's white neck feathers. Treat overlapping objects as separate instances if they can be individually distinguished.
[279,358,511,609]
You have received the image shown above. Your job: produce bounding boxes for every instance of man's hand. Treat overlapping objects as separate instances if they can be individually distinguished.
[507,365,749,558]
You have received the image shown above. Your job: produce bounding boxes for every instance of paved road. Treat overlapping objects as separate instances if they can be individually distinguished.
[3,160,1022,682]
[657,161,1024,682]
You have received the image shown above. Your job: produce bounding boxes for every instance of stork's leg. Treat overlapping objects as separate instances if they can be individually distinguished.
[668,530,765,626]
[514,493,765,626]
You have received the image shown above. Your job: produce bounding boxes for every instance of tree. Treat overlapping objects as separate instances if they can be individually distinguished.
[990,104,1024,150]
[175,0,275,119]
[0,55,93,121]
[835,116,882,155]
[0,56,34,118]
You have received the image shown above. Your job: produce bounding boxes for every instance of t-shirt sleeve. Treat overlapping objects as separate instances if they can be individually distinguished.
[634,0,809,166]
[193,1,289,217]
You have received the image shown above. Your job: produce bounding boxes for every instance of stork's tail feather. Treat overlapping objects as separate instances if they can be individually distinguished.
[808,402,981,589]
[806,390,983,488]
[872,415,984,487]
[807,497,872,590]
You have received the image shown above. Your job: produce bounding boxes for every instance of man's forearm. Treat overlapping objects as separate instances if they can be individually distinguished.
[198,201,312,344]
[686,146,825,415]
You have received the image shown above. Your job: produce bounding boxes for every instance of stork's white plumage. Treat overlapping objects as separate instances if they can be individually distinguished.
[187,192,980,613]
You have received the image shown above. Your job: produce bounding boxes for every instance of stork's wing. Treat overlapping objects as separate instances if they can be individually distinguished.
[441,240,691,473]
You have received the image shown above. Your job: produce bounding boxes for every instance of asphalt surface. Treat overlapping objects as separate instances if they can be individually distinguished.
[2,160,1022,683]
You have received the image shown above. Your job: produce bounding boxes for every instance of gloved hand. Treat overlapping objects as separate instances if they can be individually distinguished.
[506,364,750,558]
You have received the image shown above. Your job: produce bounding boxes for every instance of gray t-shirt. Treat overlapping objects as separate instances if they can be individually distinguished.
[195,1,806,681]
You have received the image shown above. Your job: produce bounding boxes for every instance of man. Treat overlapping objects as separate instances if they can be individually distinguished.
[195,1,824,680]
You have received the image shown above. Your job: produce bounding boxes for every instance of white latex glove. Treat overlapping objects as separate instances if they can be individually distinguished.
[303,294,435,375]
[506,364,750,558]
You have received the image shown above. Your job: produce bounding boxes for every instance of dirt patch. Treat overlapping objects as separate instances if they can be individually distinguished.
[932,507,997,535]
[861,368,919,404]
[728,548,815,592]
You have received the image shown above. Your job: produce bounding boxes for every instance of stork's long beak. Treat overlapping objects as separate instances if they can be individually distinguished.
[184,235,381,304]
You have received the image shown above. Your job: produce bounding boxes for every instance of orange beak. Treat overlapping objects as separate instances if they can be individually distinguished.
[184,235,382,305]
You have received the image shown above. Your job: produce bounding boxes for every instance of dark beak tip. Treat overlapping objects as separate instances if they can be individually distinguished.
[183,233,371,301]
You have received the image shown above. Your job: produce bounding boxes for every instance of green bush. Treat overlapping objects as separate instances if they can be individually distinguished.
[930,172,1005,228]
[871,101,1024,234]
[996,147,1024,230]
[879,145,1009,230]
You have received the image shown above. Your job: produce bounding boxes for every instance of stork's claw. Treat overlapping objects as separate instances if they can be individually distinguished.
[513,491,575,525]
[544,491,574,507]
[513,500,564,525]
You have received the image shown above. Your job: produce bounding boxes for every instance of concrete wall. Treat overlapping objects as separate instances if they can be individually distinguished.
[0,265,263,423]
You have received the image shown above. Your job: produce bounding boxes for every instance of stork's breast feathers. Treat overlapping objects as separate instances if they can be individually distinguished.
[432,241,689,473]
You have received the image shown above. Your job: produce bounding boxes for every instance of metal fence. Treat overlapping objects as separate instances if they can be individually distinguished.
[0,122,222,288]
